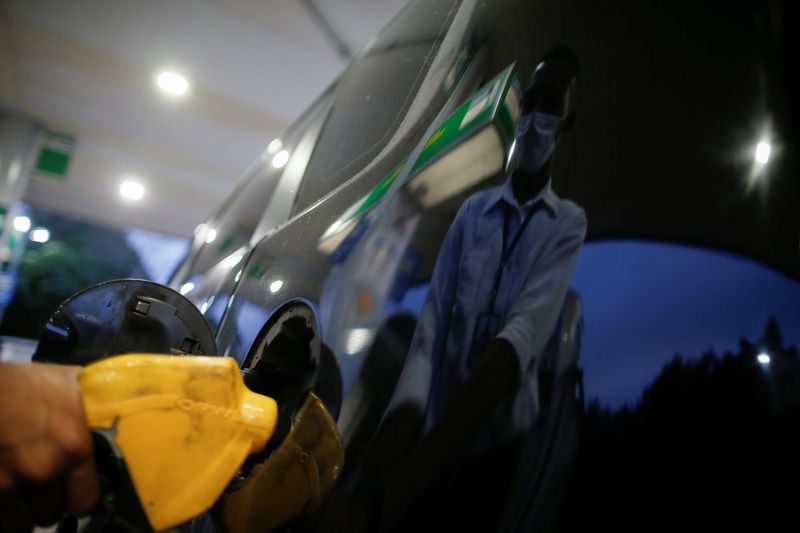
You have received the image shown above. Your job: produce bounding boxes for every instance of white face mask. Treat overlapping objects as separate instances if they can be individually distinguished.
[516,111,561,174]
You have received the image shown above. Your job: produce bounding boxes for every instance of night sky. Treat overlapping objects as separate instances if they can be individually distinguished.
[570,240,800,410]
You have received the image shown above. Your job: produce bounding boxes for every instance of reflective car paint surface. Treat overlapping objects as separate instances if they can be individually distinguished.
[171,0,798,529]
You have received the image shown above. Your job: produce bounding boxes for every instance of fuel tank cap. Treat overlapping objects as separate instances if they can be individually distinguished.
[33,278,217,365]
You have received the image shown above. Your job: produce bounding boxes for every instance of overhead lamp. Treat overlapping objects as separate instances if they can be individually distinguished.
[120,180,145,200]
[13,216,31,232]
[269,280,284,293]
[205,228,217,243]
[30,228,50,243]
[755,141,771,165]
[744,134,774,193]
[267,139,283,154]
[156,71,189,96]
[757,352,771,365]
[272,150,290,169]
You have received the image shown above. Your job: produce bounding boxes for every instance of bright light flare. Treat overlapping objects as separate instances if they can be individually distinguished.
[757,352,771,365]
[200,296,214,314]
[507,139,517,167]
[30,228,50,243]
[120,180,145,200]
[220,252,244,269]
[267,139,283,154]
[344,328,374,356]
[13,216,31,232]
[269,280,284,293]
[179,282,195,295]
[194,223,217,244]
[755,142,771,165]
[272,150,290,168]
[743,134,774,193]
[156,71,189,96]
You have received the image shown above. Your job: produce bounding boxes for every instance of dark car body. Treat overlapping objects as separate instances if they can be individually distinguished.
[170,0,798,529]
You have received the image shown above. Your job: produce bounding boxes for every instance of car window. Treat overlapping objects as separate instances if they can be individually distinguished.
[290,0,460,214]
[170,88,334,286]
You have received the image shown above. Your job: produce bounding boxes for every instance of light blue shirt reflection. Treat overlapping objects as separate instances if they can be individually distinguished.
[390,177,586,442]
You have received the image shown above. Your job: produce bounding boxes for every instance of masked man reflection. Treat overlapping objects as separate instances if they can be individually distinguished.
[370,47,587,531]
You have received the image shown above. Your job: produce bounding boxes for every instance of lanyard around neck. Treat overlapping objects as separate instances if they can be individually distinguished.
[488,205,536,314]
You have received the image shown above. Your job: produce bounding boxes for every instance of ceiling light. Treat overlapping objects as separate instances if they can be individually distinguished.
[267,139,283,154]
[179,282,195,295]
[269,280,284,293]
[156,71,189,96]
[757,352,771,365]
[30,228,50,243]
[272,150,290,168]
[205,228,217,243]
[120,180,145,200]
[13,216,31,232]
[755,141,771,165]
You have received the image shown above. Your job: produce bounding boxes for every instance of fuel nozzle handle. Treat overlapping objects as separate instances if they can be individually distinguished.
[79,355,278,531]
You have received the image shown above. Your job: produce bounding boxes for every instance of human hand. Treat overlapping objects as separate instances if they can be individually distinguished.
[0,362,99,532]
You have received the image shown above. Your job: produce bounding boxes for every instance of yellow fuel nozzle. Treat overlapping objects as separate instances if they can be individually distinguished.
[79,354,278,531]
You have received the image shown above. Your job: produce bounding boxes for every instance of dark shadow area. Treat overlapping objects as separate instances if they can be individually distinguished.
[337,313,417,490]
[557,318,800,531]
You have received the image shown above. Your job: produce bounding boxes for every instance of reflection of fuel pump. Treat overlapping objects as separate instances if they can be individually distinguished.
[34,279,343,532]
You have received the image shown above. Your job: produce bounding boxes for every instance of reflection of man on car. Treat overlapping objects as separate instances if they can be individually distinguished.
[372,46,587,530]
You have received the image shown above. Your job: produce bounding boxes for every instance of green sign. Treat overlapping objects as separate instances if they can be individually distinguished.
[354,162,406,219]
[410,65,520,176]
[318,161,406,247]
[403,65,521,208]
[318,65,522,250]
[35,132,76,179]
